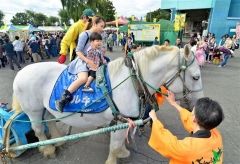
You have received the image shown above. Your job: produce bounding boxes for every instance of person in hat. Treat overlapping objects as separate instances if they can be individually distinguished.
[55,16,106,112]
[58,8,95,64]
[148,91,224,163]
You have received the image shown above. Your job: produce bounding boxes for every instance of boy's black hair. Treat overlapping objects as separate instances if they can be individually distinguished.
[4,38,9,43]
[15,36,19,40]
[164,39,170,43]
[194,97,224,130]
[89,32,102,42]
[189,39,197,46]
[132,44,140,49]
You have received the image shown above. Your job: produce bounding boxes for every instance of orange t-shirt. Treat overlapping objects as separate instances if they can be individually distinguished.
[148,108,223,164]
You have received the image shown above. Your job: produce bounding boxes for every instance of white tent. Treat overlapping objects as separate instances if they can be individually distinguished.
[21,24,42,32]
[38,26,64,32]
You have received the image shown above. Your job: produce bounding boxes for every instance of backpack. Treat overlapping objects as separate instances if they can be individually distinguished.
[84,32,89,48]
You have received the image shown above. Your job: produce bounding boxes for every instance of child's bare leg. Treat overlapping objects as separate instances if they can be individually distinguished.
[68,72,88,93]
[55,72,88,112]
[85,76,94,87]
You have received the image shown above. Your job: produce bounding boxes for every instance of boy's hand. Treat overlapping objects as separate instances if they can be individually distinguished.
[149,110,158,121]
[87,59,98,71]
[166,91,177,106]
[166,91,183,112]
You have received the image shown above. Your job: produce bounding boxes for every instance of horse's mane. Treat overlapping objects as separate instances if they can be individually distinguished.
[134,45,179,74]
[108,45,179,77]
[108,57,125,78]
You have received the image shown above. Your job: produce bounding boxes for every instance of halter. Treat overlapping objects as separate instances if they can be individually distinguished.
[97,50,203,123]
[163,52,203,101]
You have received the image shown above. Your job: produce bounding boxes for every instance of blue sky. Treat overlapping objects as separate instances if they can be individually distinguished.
[0,0,161,23]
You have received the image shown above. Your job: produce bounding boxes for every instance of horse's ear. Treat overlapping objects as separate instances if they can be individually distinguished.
[183,44,192,60]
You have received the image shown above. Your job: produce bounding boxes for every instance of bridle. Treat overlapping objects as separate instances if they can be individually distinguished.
[162,52,203,101]
[97,49,203,123]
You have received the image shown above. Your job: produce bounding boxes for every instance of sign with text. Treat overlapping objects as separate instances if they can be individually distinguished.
[128,24,160,42]
[174,14,186,31]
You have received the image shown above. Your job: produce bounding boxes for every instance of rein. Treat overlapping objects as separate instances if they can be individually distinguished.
[125,55,159,117]
[103,50,204,124]
[163,53,203,101]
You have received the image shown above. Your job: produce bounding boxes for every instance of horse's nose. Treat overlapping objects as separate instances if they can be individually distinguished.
[193,76,200,81]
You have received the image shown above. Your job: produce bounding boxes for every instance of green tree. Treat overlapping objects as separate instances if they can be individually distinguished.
[32,13,48,26]
[59,0,115,22]
[58,9,70,26]
[0,10,4,27]
[47,16,60,26]
[146,9,170,22]
[25,10,35,24]
[62,0,85,22]
[99,0,115,21]
[11,12,29,25]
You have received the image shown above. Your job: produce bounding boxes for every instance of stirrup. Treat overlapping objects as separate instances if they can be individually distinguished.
[55,101,63,113]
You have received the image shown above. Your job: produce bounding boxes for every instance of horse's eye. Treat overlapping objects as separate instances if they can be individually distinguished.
[193,76,200,81]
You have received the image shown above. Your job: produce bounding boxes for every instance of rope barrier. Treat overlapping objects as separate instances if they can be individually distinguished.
[7,119,144,152]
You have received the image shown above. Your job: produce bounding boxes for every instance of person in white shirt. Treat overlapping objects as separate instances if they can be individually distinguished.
[12,36,25,64]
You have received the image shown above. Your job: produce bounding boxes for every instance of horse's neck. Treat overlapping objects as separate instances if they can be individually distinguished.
[135,53,178,94]
[108,58,140,116]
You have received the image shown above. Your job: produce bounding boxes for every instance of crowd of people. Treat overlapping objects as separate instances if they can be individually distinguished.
[0,7,236,163]
[187,32,239,68]
[0,31,64,70]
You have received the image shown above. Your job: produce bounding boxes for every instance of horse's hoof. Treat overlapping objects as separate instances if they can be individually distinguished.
[39,145,56,158]
[117,149,130,158]
[44,151,56,159]
[105,158,117,164]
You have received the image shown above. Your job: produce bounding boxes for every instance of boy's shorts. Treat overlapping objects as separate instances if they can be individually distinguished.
[89,70,96,79]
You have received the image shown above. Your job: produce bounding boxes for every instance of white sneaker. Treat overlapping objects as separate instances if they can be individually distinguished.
[82,87,94,92]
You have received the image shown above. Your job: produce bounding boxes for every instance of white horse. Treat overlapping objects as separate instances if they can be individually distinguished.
[12,45,203,164]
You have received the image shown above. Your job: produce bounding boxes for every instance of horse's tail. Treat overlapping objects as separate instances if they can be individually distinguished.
[12,94,22,112]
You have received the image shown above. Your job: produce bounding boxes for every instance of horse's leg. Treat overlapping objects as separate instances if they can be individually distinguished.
[45,112,65,147]
[105,129,130,164]
[27,111,56,158]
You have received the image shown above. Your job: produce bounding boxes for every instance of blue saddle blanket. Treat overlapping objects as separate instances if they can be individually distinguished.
[49,68,111,113]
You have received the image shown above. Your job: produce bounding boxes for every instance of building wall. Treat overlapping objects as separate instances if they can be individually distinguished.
[161,0,240,42]
[228,0,240,17]
[209,0,240,41]
[160,0,213,10]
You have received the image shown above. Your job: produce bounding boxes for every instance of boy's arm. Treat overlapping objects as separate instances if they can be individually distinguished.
[60,21,84,55]
[166,92,194,133]
[86,50,95,62]
[179,108,194,133]
[149,111,189,159]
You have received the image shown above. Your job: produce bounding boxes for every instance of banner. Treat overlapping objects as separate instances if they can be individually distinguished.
[128,24,160,42]
[236,22,240,40]
[131,15,135,21]
[174,14,186,31]
[115,15,118,28]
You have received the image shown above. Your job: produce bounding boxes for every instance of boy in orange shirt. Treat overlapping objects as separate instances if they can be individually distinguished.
[149,92,224,164]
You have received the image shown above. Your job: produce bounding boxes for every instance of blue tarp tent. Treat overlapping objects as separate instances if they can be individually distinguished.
[0,24,19,32]
[22,25,42,32]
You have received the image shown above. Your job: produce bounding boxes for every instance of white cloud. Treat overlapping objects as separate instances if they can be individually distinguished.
[0,0,62,23]
[110,0,161,18]
[0,0,161,23]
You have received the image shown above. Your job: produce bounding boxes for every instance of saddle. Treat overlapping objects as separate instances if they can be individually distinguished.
[49,68,111,113]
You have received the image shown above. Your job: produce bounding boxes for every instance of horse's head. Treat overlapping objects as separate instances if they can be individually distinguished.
[133,45,204,110]
[166,45,204,110]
